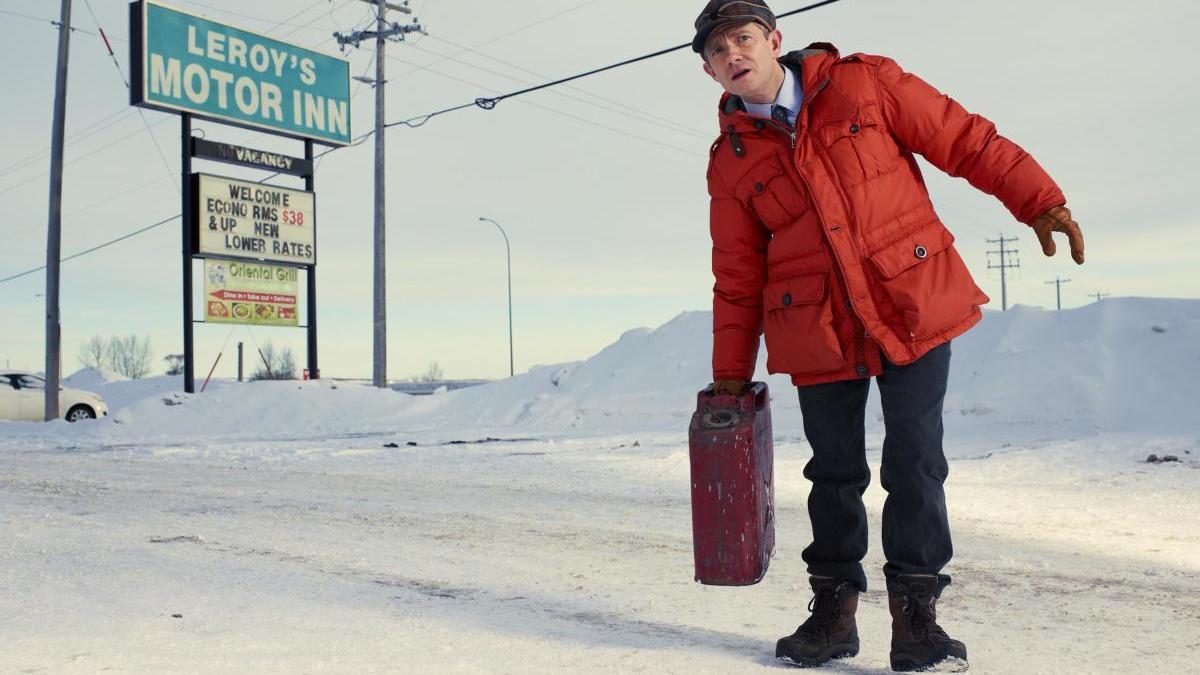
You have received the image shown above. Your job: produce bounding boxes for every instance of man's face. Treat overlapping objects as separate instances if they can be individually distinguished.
[701,22,783,101]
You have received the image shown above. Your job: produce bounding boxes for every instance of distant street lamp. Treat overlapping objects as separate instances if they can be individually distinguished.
[478,217,513,378]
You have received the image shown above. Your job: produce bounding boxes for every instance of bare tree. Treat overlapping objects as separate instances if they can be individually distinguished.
[106,335,153,379]
[77,335,107,370]
[277,347,297,380]
[416,361,443,384]
[250,342,297,381]
[163,353,184,376]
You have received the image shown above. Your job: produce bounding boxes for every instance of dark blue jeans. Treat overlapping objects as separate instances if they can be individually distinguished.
[795,341,953,592]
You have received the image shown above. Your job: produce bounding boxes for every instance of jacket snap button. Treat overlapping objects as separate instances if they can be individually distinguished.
[754,182,764,193]
[850,124,860,134]
[844,299,852,310]
[855,364,868,377]
[914,245,928,259]
[754,120,765,130]
[782,292,792,307]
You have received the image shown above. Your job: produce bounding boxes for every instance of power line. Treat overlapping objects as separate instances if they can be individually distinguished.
[0,0,365,280]
[1090,291,1110,303]
[1,0,846,285]
[383,53,704,157]
[387,0,604,81]
[385,0,846,129]
[0,116,174,197]
[0,106,133,179]
[81,0,180,193]
[0,127,373,287]
[0,8,102,37]
[400,40,711,140]
[0,1,359,189]
[0,175,172,244]
[276,0,357,41]
[0,215,180,285]
[166,0,341,33]
[423,33,709,139]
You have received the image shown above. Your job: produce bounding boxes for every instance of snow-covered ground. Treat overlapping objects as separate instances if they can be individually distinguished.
[2,298,1199,673]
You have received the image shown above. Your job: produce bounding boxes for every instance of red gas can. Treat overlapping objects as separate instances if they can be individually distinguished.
[688,382,774,586]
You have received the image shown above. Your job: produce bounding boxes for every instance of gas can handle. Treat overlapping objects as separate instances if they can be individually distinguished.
[750,381,768,411]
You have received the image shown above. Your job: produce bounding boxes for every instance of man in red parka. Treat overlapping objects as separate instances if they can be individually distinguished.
[694,1,1084,671]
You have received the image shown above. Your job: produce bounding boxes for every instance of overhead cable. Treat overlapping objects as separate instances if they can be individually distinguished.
[386,0,846,129]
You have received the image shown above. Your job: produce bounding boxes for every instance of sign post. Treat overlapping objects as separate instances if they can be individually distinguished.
[304,140,318,383]
[181,113,194,391]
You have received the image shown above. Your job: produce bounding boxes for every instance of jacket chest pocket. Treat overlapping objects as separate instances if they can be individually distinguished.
[761,274,845,376]
[735,157,810,232]
[817,106,893,186]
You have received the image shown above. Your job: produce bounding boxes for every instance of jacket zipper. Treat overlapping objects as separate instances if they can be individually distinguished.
[793,76,873,367]
[794,78,860,245]
[767,121,797,149]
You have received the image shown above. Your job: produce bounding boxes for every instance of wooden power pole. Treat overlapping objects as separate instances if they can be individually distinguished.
[335,0,422,389]
[44,0,73,421]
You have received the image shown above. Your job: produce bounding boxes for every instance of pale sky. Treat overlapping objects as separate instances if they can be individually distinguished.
[1,0,1197,381]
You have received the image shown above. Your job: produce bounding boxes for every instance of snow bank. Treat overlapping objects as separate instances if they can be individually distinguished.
[63,367,128,389]
[5,297,1198,446]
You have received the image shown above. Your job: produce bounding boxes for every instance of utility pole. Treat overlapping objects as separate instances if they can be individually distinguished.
[44,0,72,421]
[986,234,1020,312]
[1090,292,1110,303]
[1046,277,1072,311]
[335,0,422,389]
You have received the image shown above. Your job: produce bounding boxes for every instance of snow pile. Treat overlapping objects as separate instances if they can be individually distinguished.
[943,298,1200,436]
[62,367,128,389]
[64,369,183,414]
[5,297,1198,446]
[428,297,1200,439]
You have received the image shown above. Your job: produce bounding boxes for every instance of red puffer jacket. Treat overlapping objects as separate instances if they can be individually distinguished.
[708,44,1065,386]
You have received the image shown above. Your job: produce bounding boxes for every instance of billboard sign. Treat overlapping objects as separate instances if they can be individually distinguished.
[131,0,352,145]
[204,259,299,327]
[194,173,315,266]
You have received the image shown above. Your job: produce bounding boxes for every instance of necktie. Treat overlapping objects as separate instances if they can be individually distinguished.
[771,104,791,127]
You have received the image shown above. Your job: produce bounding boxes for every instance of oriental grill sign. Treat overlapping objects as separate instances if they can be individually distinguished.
[203,259,299,327]
[130,0,352,145]
[194,173,315,265]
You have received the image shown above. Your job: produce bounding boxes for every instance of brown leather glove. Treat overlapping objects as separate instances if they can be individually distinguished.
[1031,205,1085,265]
[711,379,747,396]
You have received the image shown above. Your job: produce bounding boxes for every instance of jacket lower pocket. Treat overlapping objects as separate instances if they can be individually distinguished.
[868,221,988,340]
[762,274,845,375]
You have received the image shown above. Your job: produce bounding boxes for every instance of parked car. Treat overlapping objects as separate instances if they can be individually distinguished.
[0,372,108,422]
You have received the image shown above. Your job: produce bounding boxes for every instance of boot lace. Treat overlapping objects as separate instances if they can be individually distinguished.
[901,595,949,642]
[797,584,845,643]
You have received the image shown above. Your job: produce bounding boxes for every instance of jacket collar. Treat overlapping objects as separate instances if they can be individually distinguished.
[718,43,840,122]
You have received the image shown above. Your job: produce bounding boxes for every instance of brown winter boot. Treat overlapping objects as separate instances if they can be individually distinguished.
[887,574,968,672]
[775,576,860,667]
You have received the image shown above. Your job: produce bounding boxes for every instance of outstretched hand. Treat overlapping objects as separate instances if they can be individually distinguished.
[1031,205,1085,265]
